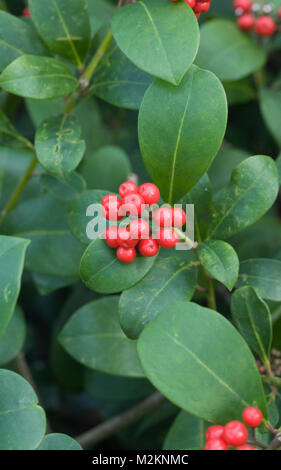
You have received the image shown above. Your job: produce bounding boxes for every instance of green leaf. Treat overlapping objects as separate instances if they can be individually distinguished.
[0,305,26,366]
[137,301,267,423]
[80,237,157,294]
[259,88,281,148]
[207,155,279,240]
[198,240,239,291]
[138,65,227,203]
[0,110,32,149]
[223,78,255,106]
[84,370,154,402]
[0,11,47,71]
[237,259,281,301]
[79,146,132,192]
[0,369,46,450]
[0,235,29,336]
[0,55,78,99]
[40,172,86,202]
[37,433,82,450]
[68,189,110,245]
[112,0,199,85]
[196,20,266,81]
[208,145,250,192]
[86,0,114,37]
[277,153,281,185]
[29,0,91,68]
[91,42,153,110]
[231,287,272,364]
[35,114,86,178]
[119,255,198,339]
[164,411,207,450]
[59,296,144,377]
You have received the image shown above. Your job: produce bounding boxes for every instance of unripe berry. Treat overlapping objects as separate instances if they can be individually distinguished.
[138,237,159,257]
[236,444,255,450]
[138,183,160,205]
[128,218,150,240]
[102,194,123,221]
[154,207,173,227]
[116,246,136,263]
[156,227,178,248]
[104,226,119,248]
[223,421,248,446]
[121,193,146,216]
[255,16,276,36]
[119,181,138,199]
[242,407,263,427]
[172,208,187,227]
[205,425,225,441]
[117,227,138,248]
[237,14,255,31]
[233,0,252,13]
[204,439,229,450]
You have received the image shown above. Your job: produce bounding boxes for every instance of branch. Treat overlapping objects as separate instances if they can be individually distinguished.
[262,375,281,389]
[266,432,281,450]
[76,392,166,449]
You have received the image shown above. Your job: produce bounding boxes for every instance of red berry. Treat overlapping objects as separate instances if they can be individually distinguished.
[194,2,210,13]
[204,439,229,450]
[22,7,30,17]
[236,444,255,450]
[242,407,263,427]
[104,226,119,248]
[172,208,187,227]
[184,0,196,8]
[102,194,123,221]
[279,7,281,19]
[128,218,150,240]
[233,0,252,13]
[154,208,173,227]
[138,237,159,257]
[237,14,255,31]
[138,183,160,205]
[121,193,146,216]
[156,227,178,248]
[255,16,276,36]
[118,227,138,248]
[223,421,248,447]
[205,425,225,441]
[119,181,138,199]
[116,246,136,263]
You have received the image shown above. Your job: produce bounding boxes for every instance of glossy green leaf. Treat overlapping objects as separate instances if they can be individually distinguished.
[231,287,272,364]
[0,235,29,336]
[138,65,227,203]
[0,55,78,99]
[198,240,239,291]
[119,255,198,339]
[80,237,157,294]
[164,411,207,450]
[79,146,131,191]
[208,146,250,192]
[0,305,26,365]
[112,0,199,85]
[196,20,266,81]
[237,259,281,301]
[37,433,82,450]
[59,296,144,377]
[35,114,86,178]
[0,369,46,449]
[91,42,153,110]
[224,78,255,106]
[207,155,279,240]
[40,172,86,202]
[277,153,281,185]
[259,88,281,148]
[68,189,110,245]
[86,0,114,36]
[0,11,47,71]
[138,302,267,423]
[29,0,91,67]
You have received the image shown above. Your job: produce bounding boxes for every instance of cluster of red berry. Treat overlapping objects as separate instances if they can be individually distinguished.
[171,0,212,19]
[204,407,263,450]
[102,181,186,263]
[234,0,281,36]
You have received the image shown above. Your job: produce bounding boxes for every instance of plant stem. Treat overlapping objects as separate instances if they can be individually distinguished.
[173,227,198,250]
[266,432,281,450]
[0,153,37,225]
[262,375,281,389]
[83,29,113,83]
[272,305,281,325]
[76,392,165,449]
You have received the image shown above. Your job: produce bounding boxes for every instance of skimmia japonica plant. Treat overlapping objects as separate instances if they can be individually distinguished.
[0,0,281,452]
